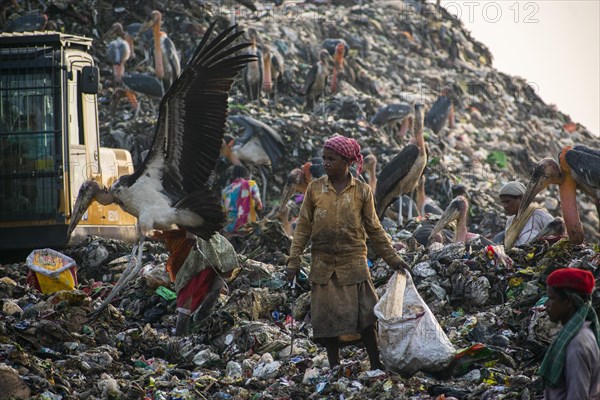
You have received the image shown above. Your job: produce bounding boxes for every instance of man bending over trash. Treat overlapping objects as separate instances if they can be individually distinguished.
[539,268,600,399]
[153,230,238,336]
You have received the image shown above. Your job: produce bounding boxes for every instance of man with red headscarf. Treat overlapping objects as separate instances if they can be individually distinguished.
[287,134,407,372]
[540,268,600,399]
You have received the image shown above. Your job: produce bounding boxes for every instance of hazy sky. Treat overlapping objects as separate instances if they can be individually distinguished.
[440,0,600,137]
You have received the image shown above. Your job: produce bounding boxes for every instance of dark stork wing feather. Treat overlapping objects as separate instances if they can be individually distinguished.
[303,63,319,95]
[229,115,254,145]
[424,96,451,134]
[137,22,254,196]
[122,73,164,97]
[235,0,257,11]
[163,36,181,77]
[229,115,286,166]
[565,146,600,194]
[375,144,419,205]
[573,145,600,158]
[271,50,284,77]
[371,103,411,125]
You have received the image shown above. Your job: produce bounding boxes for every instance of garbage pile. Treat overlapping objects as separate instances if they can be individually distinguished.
[1,0,599,399]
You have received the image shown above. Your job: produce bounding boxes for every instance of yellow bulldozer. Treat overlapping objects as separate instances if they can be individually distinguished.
[0,31,136,251]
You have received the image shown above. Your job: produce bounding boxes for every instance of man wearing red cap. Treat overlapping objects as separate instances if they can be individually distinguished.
[540,268,600,399]
[287,134,407,372]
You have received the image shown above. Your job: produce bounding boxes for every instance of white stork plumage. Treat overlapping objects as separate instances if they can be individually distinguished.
[68,23,254,318]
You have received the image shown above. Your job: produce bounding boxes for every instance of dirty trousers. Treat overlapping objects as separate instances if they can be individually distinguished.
[311,272,378,338]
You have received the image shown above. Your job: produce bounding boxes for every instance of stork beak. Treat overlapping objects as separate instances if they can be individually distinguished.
[102,24,117,40]
[67,181,98,237]
[279,169,303,212]
[279,183,296,212]
[220,140,233,163]
[428,200,461,243]
[518,159,561,217]
[137,19,153,38]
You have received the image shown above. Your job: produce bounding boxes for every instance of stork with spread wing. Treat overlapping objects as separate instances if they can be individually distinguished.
[68,23,255,318]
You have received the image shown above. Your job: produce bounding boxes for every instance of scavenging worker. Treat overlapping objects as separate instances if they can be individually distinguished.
[540,268,600,399]
[221,164,263,233]
[153,229,238,336]
[286,134,407,371]
[500,181,553,248]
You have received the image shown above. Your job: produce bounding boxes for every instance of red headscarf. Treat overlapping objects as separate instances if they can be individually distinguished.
[547,268,596,295]
[323,135,363,174]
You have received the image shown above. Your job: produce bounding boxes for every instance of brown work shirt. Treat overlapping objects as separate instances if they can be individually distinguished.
[288,174,403,285]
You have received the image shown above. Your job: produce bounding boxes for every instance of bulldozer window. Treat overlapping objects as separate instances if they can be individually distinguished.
[0,71,58,220]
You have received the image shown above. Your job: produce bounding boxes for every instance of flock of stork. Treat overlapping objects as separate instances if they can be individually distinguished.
[70,14,599,316]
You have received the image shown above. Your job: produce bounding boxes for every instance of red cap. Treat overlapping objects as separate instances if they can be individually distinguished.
[547,268,596,295]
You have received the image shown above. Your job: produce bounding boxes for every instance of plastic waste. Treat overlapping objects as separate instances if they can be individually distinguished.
[375,272,455,375]
[155,286,177,301]
[26,248,78,294]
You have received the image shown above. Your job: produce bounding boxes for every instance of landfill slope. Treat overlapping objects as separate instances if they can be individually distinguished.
[1,1,599,399]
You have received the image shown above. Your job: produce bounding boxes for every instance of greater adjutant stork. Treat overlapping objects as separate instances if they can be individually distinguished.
[362,153,378,192]
[243,28,263,101]
[329,42,346,94]
[68,23,254,317]
[261,43,285,100]
[112,73,165,117]
[375,103,427,224]
[427,196,481,245]
[221,115,286,201]
[370,102,413,144]
[516,145,600,245]
[104,23,132,84]
[138,10,181,91]
[278,158,324,212]
[424,90,455,135]
[321,38,349,94]
[303,49,330,112]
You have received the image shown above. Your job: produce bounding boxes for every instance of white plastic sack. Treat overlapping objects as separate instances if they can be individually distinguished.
[374,272,455,376]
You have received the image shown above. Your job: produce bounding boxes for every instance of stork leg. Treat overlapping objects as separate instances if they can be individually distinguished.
[88,236,146,320]
[397,196,404,226]
[596,200,600,232]
[259,165,268,206]
[408,189,416,221]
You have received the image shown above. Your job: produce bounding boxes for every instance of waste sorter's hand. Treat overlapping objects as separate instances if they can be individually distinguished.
[390,259,408,274]
[286,268,298,284]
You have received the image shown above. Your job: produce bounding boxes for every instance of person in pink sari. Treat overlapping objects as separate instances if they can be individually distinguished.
[222,165,263,233]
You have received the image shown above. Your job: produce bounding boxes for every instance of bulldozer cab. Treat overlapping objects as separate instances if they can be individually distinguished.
[0,32,136,251]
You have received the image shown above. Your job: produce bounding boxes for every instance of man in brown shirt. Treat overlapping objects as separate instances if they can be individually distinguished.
[287,135,406,371]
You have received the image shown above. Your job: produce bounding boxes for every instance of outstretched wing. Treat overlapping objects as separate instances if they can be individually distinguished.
[136,22,255,196]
